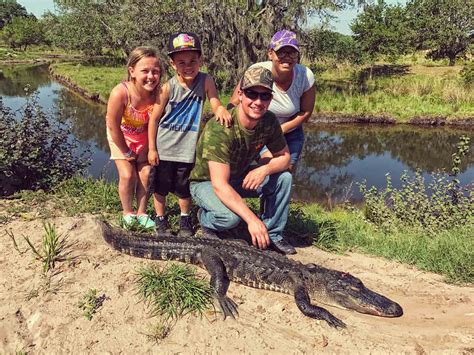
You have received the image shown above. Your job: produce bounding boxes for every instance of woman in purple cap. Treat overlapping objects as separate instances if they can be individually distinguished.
[230,29,316,173]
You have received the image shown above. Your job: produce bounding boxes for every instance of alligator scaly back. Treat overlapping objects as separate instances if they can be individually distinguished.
[101,221,403,328]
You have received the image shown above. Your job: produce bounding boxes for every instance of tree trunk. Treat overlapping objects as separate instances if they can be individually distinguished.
[448,55,456,66]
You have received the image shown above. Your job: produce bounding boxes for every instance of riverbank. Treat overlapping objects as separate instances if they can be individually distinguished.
[46,61,474,126]
[49,67,107,104]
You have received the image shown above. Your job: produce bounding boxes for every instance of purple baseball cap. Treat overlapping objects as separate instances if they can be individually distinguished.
[269,30,300,52]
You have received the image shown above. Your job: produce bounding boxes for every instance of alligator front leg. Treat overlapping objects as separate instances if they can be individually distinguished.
[199,248,238,319]
[294,285,346,329]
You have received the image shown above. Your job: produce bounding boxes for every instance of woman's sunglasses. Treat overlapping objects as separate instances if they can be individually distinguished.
[242,89,273,101]
[275,48,299,59]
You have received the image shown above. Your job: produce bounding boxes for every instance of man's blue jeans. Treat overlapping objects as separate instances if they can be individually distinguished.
[190,171,292,242]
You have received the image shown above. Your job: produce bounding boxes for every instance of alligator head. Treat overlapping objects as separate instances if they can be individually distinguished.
[304,264,403,317]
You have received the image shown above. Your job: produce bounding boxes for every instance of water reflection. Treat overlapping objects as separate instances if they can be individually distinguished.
[0,64,50,96]
[1,64,473,204]
[295,124,474,203]
[53,88,108,150]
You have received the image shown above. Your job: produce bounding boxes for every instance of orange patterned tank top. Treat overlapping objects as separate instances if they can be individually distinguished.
[120,82,154,135]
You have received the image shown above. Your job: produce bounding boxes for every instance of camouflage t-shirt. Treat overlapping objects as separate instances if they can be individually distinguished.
[190,108,287,181]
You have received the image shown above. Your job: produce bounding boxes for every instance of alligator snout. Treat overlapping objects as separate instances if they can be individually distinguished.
[361,297,403,317]
[385,301,403,317]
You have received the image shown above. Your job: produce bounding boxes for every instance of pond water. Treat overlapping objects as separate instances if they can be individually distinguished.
[1,64,473,204]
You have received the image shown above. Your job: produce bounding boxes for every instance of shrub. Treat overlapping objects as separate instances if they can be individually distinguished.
[0,92,91,196]
[359,136,473,233]
[460,62,474,86]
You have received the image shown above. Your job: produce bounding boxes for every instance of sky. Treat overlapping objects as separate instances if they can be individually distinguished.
[325,0,408,34]
[17,0,408,35]
[17,0,55,17]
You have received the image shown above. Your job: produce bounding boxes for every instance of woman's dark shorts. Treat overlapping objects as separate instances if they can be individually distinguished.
[152,160,194,198]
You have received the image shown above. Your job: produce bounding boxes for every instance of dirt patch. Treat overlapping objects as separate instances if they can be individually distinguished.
[1,215,472,353]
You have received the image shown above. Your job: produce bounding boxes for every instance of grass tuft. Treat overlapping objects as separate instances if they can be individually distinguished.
[77,288,107,320]
[136,263,214,321]
[23,222,70,272]
[142,321,173,343]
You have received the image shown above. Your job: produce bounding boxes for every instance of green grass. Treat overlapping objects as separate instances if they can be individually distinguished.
[302,206,473,284]
[51,176,122,215]
[49,59,473,122]
[203,93,231,117]
[136,263,214,320]
[316,64,473,121]
[316,90,473,121]
[50,62,126,102]
[135,263,214,339]
[20,222,70,273]
[51,61,231,114]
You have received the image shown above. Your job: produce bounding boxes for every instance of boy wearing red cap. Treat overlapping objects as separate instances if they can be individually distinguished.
[148,32,231,237]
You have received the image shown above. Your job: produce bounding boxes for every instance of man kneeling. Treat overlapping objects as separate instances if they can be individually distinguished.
[189,66,296,255]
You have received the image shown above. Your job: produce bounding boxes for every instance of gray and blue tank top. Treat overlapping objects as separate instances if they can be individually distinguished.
[156,72,207,163]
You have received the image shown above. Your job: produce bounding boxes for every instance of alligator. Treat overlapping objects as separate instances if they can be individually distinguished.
[101,221,403,328]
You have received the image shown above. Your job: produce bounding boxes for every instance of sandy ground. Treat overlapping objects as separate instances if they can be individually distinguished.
[0,214,473,354]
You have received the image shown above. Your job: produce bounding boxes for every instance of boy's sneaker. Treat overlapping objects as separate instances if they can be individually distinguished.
[137,214,156,230]
[178,215,194,237]
[121,214,137,230]
[155,216,172,236]
[196,208,220,239]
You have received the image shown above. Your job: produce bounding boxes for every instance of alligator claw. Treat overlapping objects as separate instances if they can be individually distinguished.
[325,314,346,329]
[218,296,239,319]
